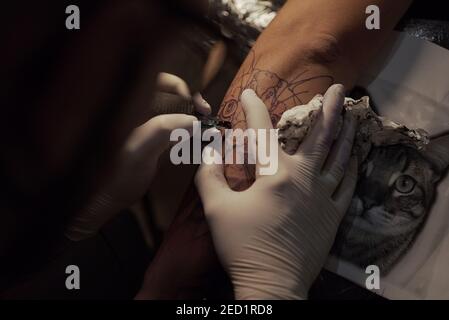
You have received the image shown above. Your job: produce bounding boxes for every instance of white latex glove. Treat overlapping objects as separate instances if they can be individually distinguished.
[195,84,358,299]
[65,73,211,241]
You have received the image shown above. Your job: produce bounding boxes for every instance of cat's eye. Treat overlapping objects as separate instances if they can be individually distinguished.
[394,175,416,194]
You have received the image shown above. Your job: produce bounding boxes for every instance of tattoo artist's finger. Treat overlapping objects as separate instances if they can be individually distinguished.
[322,112,356,191]
[192,92,212,116]
[241,89,273,130]
[156,73,211,115]
[195,143,234,217]
[126,114,197,156]
[333,156,358,216]
[156,72,191,99]
[241,89,277,178]
[295,84,345,168]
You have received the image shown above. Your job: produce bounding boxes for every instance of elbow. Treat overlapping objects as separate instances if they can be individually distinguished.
[300,33,342,66]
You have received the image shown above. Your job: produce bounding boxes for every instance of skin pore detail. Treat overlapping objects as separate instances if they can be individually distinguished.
[218,49,335,190]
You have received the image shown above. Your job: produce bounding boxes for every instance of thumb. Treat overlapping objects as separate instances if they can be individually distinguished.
[126,113,198,156]
[195,145,232,216]
[334,155,358,216]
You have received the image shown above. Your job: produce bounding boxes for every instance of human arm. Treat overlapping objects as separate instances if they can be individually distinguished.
[219,0,412,190]
[138,0,412,299]
[65,73,211,241]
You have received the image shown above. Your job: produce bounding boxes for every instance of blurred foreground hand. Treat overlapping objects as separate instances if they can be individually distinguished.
[65,73,210,241]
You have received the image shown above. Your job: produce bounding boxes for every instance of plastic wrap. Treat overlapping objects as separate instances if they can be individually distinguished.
[208,0,284,52]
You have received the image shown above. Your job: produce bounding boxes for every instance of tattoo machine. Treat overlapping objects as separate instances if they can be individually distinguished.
[151,91,231,129]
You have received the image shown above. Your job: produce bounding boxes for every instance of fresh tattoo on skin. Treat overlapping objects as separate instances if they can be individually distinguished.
[217,49,334,190]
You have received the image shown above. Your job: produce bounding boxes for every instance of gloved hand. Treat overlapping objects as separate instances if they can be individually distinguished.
[65,73,211,241]
[195,84,358,299]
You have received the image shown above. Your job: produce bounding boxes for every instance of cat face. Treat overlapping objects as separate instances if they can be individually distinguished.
[333,134,449,273]
[357,146,432,225]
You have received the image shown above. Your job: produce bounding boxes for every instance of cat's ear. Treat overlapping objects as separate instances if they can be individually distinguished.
[423,133,449,176]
